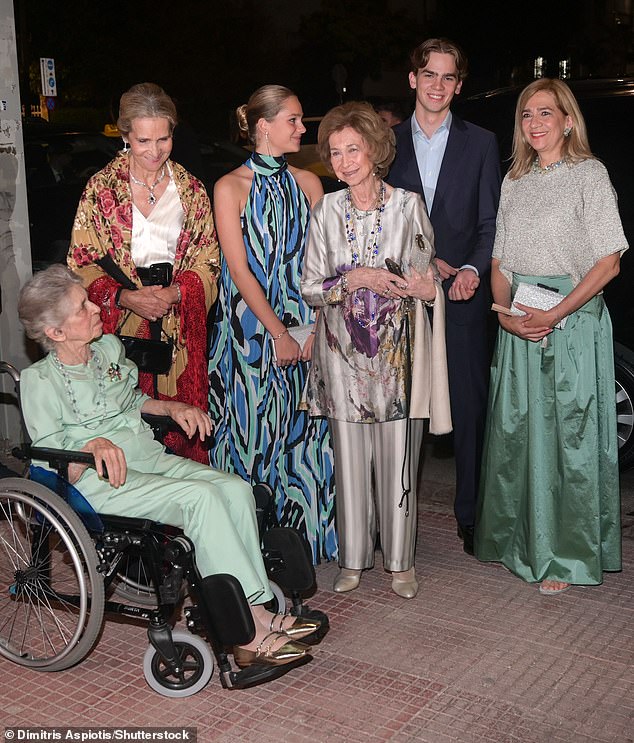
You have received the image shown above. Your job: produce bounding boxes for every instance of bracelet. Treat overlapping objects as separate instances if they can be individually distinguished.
[272,328,288,341]
[114,287,124,309]
[340,272,350,294]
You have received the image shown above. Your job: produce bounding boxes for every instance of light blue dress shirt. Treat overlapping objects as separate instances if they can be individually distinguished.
[411,111,478,276]
[411,110,451,213]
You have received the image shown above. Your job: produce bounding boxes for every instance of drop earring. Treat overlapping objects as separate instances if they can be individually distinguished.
[122,140,130,153]
[265,130,272,157]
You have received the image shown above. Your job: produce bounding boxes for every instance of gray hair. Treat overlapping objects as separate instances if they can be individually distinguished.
[18,265,83,352]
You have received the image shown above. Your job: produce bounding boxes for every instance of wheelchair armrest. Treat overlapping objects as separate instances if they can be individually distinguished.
[141,413,180,442]
[17,445,105,481]
[14,444,95,468]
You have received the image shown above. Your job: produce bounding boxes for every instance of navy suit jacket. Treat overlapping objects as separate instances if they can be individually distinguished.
[388,114,501,326]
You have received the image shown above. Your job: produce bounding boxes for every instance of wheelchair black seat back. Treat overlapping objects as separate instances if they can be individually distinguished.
[0,361,328,697]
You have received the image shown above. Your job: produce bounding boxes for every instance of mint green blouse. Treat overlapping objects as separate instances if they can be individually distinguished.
[20,334,155,469]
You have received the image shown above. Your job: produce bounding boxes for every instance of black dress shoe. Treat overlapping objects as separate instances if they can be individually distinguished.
[457,524,475,556]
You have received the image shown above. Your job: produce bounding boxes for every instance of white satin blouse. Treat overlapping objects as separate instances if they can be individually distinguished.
[131,175,185,268]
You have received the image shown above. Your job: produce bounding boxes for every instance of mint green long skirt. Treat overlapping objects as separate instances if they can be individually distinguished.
[475,274,621,584]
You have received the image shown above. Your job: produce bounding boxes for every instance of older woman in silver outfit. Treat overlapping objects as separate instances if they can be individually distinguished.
[301,103,451,599]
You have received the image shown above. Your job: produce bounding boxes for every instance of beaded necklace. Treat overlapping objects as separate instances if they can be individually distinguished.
[532,157,567,175]
[51,347,108,428]
[345,181,385,267]
[344,181,386,329]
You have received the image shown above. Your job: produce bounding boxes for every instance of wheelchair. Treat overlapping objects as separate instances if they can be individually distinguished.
[0,361,328,697]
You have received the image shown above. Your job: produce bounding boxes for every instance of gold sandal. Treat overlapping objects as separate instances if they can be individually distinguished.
[233,631,309,668]
[269,613,320,639]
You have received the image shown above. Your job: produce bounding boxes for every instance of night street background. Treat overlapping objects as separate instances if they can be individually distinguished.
[15,0,633,138]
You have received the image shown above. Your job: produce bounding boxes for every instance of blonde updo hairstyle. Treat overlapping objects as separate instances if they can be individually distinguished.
[317,101,395,179]
[508,78,593,180]
[18,265,83,352]
[236,85,296,145]
[117,82,178,138]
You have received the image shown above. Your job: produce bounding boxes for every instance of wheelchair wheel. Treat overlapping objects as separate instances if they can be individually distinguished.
[108,536,189,608]
[268,580,286,614]
[0,478,104,671]
[109,554,160,608]
[143,630,214,697]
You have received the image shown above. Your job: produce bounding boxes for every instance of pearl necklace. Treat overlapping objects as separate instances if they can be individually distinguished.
[344,181,386,329]
[129,165,167,205]
[51,348,108,428]
[532,157,567,175]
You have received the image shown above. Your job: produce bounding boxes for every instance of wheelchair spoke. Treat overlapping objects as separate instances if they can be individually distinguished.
[24,578,77,648]
[0,483,104,670]
[0,598,25,656]
[0,503,29,571]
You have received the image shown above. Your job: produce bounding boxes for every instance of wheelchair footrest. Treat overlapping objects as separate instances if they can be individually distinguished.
[199,574,255,647]
[289,607,329,645]
[262,527,315,594]
[221,654,312,689]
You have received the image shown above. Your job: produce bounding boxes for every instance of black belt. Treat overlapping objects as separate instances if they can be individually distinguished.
[136,262,173,286]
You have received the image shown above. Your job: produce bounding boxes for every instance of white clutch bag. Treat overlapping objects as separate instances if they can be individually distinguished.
[271,323,315,360]
[511,282,568,329]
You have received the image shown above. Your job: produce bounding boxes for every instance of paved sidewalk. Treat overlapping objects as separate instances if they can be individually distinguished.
[1,444,633,742]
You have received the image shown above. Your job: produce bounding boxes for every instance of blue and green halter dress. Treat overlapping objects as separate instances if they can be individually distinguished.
[208,153,337,562]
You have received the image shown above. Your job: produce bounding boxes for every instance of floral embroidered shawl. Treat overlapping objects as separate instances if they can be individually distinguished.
[68,152,219,460]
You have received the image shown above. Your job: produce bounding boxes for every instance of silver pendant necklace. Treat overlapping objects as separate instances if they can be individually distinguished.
[130,165,167,205]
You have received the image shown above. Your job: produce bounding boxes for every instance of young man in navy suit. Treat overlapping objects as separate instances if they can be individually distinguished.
[387,38,501,555]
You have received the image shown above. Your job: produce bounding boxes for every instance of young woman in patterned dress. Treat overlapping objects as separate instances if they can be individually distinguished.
[208,85,337,562]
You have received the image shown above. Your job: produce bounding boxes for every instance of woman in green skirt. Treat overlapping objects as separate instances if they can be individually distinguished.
[475,79,628,595]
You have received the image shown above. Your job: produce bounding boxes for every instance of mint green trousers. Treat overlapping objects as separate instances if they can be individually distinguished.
[78,445,273,604]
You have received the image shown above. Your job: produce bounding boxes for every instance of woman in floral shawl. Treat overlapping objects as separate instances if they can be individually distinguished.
[68,83,219,463]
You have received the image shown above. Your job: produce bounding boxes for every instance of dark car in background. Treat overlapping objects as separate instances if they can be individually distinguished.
[24,124,121,269]
[455,78,634,468]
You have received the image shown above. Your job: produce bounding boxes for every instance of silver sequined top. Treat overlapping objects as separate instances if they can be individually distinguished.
[494,158,628,286]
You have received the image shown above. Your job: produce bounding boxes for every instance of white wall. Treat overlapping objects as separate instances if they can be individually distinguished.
[0,0,32,446]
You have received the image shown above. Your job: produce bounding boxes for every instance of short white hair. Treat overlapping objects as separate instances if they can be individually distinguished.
[18,265,83,351]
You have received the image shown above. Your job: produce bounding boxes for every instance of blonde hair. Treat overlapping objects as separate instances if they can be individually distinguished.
[508,78,594,180]
[18,265,83,352]
[317,102,396,179]
[117,83,178,136]
[236,85,296,144]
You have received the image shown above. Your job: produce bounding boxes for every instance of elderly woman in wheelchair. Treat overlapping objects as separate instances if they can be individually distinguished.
[1,264,326,694]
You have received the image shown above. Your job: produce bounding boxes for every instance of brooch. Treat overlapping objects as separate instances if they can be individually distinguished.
[107,363,122,381]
